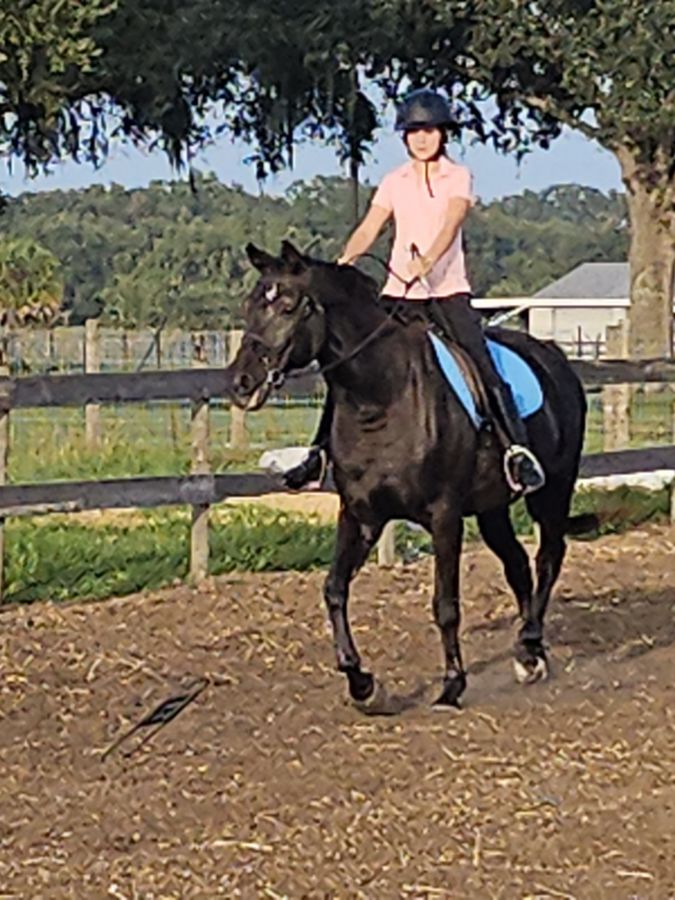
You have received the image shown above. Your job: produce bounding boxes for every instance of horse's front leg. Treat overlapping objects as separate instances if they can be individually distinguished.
[323,506,381,703]
[430,503,467,708]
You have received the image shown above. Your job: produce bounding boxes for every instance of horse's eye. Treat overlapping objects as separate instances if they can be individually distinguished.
[279,296,298,315]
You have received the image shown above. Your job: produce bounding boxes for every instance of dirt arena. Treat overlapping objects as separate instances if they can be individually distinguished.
[1,523,675,898]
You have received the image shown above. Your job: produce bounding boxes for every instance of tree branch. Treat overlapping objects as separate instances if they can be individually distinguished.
[522,94,600,141]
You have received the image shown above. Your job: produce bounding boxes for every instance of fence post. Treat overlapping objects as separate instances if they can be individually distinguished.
[155,327,162,368]
[602,321,630,451]
[121,330,131,371]
[377,521,396,567]
[228,329,247,449]
[669,396,675,523]
[47,329,55,371]
[0,356,9,603]
[84,318,102,451]
[190,333,210,583]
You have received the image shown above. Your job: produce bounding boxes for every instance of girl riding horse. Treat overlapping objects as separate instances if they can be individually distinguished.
[284,88,546,497]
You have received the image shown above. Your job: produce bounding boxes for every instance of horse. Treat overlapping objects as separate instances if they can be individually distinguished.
[225,240,593,710]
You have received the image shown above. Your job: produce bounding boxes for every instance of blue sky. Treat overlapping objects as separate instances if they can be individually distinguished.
[1,120,622,203]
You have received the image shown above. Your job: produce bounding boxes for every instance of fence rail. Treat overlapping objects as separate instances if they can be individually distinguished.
[0,473,280,518]
[0,447,674,516]
[1,356,675,601]
[3,357,675,411]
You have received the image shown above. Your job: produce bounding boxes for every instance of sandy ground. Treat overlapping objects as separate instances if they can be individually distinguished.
[1,523,675,898]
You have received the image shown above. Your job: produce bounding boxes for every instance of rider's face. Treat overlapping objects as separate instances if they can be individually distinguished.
[405,127,443,161]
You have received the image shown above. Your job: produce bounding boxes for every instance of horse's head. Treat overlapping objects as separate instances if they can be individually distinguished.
[226,241,326,410]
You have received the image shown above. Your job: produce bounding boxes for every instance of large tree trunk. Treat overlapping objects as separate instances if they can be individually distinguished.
[617,146,675,359]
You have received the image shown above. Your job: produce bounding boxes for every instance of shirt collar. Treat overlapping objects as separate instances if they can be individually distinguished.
[400,156,456,179]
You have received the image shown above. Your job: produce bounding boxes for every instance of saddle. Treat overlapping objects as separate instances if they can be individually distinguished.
[427,330,544,430]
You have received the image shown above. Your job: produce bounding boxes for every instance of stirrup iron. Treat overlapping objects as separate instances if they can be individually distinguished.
[503,444,546,495]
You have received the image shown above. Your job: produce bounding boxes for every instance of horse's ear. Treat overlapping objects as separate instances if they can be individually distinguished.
[246,243,278,273]
[280,240,307,273]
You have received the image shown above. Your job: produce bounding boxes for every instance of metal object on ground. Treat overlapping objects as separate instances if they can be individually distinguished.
[102,676,209,761]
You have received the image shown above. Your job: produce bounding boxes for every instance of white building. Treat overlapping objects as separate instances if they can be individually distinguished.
[474,262,634,358]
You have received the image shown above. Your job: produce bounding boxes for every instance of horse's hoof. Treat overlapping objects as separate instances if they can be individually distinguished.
[514,656,548,685]
[432,673,467,709]
[350,677,389,715]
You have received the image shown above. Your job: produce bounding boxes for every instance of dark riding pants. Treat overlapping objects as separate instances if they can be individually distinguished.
[311,293,530,451]
[380,293,502,391]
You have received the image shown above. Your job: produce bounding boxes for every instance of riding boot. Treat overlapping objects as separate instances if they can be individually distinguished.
[282,392,334,490]
[488,383,546,495]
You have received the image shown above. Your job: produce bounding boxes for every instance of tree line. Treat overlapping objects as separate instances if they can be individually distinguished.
[0,175,627,328]
[2,0,672,355]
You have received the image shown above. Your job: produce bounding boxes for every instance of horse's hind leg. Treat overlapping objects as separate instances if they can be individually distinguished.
[477,506,533,620]
[518,477,575,682]
[323,506,381,703]
[478,506,547,682]
[430,505,467,708]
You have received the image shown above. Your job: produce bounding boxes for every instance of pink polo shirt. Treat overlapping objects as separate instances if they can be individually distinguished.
[371,156,475,299]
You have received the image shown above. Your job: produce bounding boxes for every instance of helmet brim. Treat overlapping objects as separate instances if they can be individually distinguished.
[397,120,450,132]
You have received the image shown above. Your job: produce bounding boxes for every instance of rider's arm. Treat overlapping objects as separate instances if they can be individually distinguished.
[337,203,391,265]
[417,197,472,274]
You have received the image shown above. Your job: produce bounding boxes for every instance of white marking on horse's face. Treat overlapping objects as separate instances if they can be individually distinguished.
[265,283,279,303]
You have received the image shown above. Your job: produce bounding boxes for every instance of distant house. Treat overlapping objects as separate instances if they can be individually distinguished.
[474,262,636,358]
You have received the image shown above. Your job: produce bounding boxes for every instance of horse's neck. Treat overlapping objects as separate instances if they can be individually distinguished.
[318,299,409,404]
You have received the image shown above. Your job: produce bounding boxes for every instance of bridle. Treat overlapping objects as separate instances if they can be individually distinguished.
[243,295,402,390]
[242,256,420,390]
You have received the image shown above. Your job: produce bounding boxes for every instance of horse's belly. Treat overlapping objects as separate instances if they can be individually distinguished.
[333,449,431,524]
[334,425,511,524]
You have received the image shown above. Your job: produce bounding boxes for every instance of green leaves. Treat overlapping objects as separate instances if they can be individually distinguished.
[0,236,64,325]
[0,0,116,167]
[448,0,675,158]
[1,176,628,329]
[1,0,673,184]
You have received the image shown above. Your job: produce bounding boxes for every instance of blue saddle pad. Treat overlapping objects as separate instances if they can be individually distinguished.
[428,332,544,428]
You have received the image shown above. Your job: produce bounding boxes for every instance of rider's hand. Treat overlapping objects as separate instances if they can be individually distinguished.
[337,255,353,266]
[407,255,433,281]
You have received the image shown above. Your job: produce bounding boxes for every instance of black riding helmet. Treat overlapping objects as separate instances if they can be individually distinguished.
[395,89,453,198]
[395,88,453,132]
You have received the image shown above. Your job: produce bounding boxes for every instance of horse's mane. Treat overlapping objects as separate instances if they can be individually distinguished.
[308,258,380,307]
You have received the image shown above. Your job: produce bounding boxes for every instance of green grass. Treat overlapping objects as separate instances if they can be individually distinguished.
[583,386,675,454]
[9,402,320,483]
[2,389,674,605]
[8,387,674,484]
[4,506,336,604]
[4,486,671,605]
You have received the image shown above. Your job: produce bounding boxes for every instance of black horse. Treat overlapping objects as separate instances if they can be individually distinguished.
[226,241,592,709]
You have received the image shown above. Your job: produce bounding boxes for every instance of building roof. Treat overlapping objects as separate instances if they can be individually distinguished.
[534,262,630,299]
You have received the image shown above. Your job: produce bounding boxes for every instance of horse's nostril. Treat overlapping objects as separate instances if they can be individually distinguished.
[234,372,253,395]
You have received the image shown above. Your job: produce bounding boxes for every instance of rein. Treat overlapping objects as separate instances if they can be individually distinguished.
[249,257,417,389]
[303,257,419,379]
[254,300,403,389]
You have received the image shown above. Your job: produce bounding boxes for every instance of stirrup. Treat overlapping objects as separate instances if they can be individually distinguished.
[503,444,546,496]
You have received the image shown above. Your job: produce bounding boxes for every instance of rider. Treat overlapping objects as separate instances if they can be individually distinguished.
[284,87,546,495]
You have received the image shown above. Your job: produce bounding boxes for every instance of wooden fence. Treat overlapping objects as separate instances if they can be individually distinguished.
[3,322,231,374]
[2,355,675,601]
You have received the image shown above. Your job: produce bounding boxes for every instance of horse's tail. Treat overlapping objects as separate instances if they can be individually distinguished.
[565,513,600,535]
